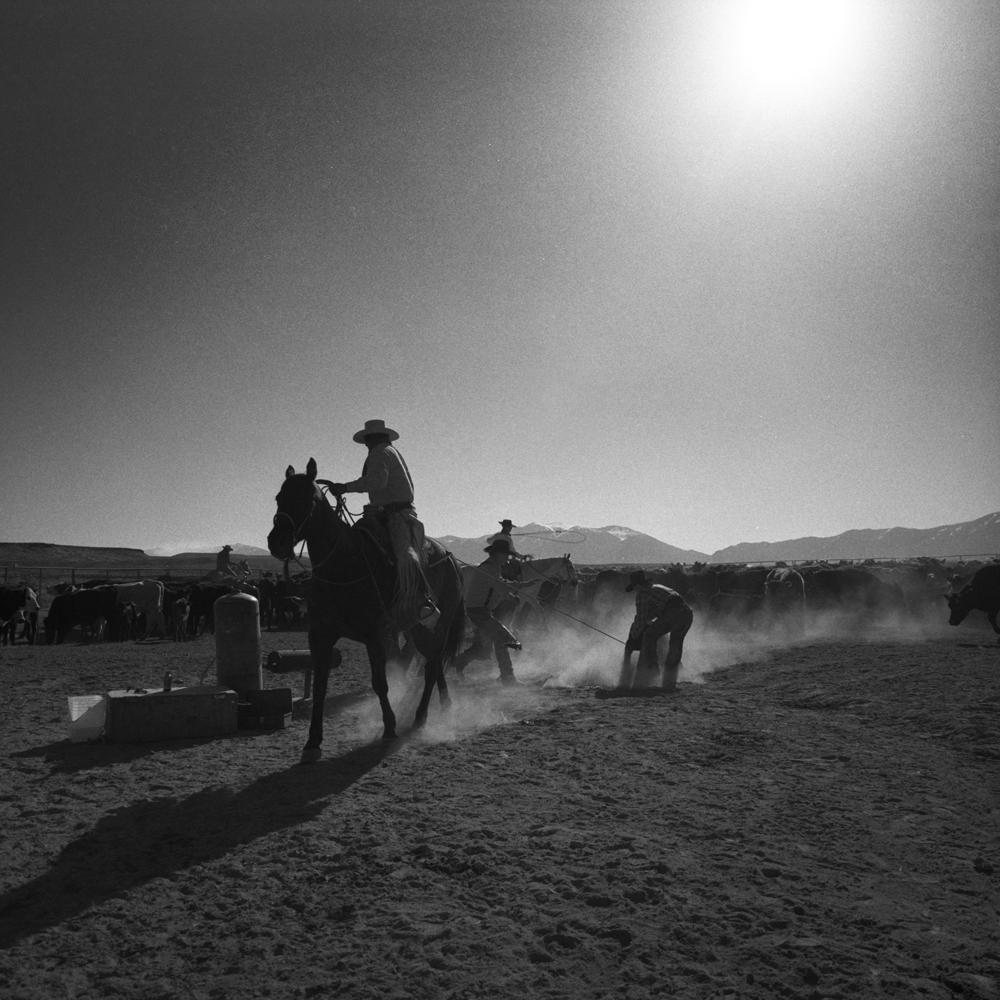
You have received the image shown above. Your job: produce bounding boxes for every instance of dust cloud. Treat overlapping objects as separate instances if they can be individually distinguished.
[327,591,950,745]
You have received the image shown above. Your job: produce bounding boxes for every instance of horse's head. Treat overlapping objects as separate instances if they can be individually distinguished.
[267,457,324,560]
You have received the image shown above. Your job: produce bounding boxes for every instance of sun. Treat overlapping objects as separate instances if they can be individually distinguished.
[712,0,866,111]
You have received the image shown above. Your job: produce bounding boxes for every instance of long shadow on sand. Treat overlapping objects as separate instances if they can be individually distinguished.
[0,736,404,948]
[12,690,379,776]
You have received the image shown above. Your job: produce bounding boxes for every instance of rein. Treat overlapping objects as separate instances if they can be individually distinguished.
[276,486,365,584]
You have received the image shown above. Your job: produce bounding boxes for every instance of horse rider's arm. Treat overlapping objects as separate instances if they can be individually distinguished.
[317,460,388,495]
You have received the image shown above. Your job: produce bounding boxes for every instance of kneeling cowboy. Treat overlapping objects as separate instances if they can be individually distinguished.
[625,570,694,691]
[317,418,440,628]
[458,535,524,685]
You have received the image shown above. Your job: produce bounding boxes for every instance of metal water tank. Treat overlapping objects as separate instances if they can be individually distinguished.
[214,592,262,695]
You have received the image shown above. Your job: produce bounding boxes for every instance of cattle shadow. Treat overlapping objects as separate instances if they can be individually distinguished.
[0,737,406,948]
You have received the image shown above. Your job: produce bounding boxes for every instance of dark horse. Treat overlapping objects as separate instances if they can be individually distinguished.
[267,458,466,762]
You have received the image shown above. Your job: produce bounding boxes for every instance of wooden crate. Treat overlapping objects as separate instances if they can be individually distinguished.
[238,688,294,730]
[105,686,238,743]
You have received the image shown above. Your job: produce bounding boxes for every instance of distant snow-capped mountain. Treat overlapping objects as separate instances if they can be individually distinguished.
[710,512,1000,563]
[437,513,1000,566]
[437,523,708,567]
[146,543,272,558]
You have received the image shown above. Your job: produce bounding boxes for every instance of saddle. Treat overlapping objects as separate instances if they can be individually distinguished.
[353,517,446,569]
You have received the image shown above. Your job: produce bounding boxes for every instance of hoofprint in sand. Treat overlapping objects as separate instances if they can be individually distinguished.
[0,618,997,1000]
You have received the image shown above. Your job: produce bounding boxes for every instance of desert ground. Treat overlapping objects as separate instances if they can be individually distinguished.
[0,603,997,1000]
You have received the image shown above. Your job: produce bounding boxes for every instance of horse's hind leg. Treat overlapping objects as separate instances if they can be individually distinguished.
[413,657,449,729]
[366,642,397,741]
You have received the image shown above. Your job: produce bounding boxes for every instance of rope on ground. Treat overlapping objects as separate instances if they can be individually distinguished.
[544,605,626,645]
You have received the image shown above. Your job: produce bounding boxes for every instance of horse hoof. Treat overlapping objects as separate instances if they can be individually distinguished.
[300,747,322,764]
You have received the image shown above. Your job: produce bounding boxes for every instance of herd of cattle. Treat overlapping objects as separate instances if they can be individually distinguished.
[0,558,998,647]
[0,575,307,646]
[578,560,1000,639]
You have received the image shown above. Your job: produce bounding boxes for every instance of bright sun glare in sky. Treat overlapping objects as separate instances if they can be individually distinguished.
[715,0,865,109]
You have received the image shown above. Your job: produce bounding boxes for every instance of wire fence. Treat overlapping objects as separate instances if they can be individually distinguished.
[5,551,996,595]
[0,557,294,592]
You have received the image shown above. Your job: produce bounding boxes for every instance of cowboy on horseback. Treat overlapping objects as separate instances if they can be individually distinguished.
[317,418,440,629]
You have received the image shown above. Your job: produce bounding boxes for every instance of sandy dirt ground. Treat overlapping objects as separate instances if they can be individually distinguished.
[0,609,997,1000]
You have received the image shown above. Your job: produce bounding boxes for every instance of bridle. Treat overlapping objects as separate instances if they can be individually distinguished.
[272,482,369,584]
[272,483,321,551]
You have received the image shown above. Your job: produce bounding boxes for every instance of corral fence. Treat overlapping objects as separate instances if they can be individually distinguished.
[7,553,996,594]
[1,556,300,597]
[576,554,999,575]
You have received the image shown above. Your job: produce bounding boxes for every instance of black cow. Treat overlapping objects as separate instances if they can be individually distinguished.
[946,564,1000,635]
[44,586,119,643]
[257,576,307,631]
[185,582,258,635]
[801,566,907,623]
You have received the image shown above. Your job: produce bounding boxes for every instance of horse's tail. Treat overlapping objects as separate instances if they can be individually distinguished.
[440,552,466,667]
[443,595,466,666]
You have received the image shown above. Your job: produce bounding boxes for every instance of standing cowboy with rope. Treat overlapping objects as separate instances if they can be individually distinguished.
[317,418,440,629]
[454,535,526,686]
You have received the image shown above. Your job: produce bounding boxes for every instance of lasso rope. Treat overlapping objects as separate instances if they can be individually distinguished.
[292,496,625,644]
[508,528,588,545]
[452,554,626,644]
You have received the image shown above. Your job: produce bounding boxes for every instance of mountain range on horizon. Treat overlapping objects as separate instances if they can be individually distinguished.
[2,513,997,570]
[143,512,1000,564]
[438,511,1000,566]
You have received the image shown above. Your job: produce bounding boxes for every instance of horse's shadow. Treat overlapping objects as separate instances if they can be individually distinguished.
[0,738,404,948]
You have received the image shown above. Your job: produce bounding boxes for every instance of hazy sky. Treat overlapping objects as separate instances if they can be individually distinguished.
[3,0,998,556]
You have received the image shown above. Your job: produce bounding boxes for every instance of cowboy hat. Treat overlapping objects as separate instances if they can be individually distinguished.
[485,537,519,556]
[352,418,399,443]
[625,570,648,591]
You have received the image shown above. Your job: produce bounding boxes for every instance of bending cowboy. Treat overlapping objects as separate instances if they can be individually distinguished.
[317,418,440,628]
[624,570,694,692]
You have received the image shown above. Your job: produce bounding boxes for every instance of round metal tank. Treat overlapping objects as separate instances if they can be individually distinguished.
[214,592,262,695]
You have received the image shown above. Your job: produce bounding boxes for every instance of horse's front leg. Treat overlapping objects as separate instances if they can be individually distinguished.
[302,637,342,764]
[366,640,397,741]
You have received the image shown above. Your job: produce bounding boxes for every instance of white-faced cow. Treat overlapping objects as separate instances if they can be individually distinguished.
[946,564,1000,636]
[115,581,166,639]
[1,586,40,645]
[172,597,191,642]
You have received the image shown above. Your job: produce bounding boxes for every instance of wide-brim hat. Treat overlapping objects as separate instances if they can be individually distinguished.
[625,570,648,591]
[352,418,399,443]
[221,545,234,552]
[485,537,519,557]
